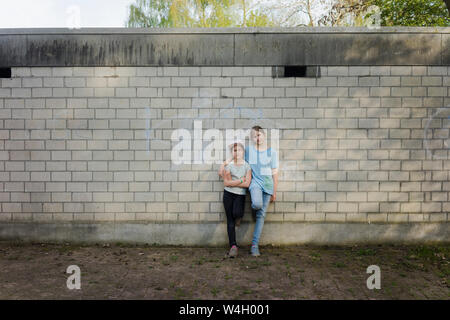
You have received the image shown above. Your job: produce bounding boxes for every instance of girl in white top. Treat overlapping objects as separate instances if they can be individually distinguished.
[218,142,252,258]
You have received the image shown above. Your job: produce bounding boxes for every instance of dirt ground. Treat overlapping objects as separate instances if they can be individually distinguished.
[0,241,448,300]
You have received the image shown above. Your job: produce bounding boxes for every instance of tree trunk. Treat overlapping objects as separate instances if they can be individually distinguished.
[445,0,450,15]
[307,0,314,26]
[243,0,247,27]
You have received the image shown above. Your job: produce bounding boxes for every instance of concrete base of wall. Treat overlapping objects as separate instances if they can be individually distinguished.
[0,222,448,245]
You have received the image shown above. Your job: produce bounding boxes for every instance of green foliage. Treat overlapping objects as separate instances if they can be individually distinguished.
[126,0,274,27]
[126,0,450,27]
[368,0,450,26]
[127,0,173,27]
[245,10,276,27]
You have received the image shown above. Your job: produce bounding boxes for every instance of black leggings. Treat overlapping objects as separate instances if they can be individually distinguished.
[223,189,246,247]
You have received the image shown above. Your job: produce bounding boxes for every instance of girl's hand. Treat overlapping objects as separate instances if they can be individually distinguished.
[270,193,276,202]
[219,158,232,178]
[223,170,232,186]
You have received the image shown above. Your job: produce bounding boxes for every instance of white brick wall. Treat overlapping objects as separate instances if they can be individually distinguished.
[0,66,449,224]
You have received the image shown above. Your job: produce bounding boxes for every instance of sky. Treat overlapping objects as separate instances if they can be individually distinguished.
[0,0,335,29]
[0,0,136,28]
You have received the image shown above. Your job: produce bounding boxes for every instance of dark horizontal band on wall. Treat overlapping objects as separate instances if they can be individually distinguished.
[0,27,449,67]
[0,221,448,245]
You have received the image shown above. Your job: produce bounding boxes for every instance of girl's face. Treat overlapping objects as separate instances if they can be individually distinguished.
[231,145,244,160]
[251,129,265,145]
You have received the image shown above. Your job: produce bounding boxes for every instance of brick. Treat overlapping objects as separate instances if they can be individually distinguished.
[427,66,447,75]
[327,67,348,76]
[179,67,200,76]
[31,68,52,77]
[370,66,390,76]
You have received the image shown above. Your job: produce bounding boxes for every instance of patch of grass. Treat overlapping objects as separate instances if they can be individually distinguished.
[399,259,419,270]
[356,248,377,256]
[170,255,178,262]
[224,274,232,280]
[309,252,321,261]
[241,288,253,295]
[333,262,346,268]
[408,246,449,262]
[195,257,206,265]
[174,288,187,299]
[346,288,355,297]
[210,287,219,297]
[260,260,272,266]
[57,245,78,254]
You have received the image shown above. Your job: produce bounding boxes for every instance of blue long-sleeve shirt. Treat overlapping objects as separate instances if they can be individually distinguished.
[245,144,278,195]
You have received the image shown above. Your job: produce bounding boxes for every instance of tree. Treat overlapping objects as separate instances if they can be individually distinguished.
[126,0,450,27]
[126,0,173,27]
[125,0,275,27]
[369,0,450,26]
[229,0,277,27]
[317,0,375,26]
[317,0,450,27]
[444,0,450,13]
[260,0,333,27]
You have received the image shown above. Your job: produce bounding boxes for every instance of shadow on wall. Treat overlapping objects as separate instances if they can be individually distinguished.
[257,221,449,245]
[235,31,443,66]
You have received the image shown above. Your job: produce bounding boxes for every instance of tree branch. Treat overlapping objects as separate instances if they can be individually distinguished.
[445,0,450,16]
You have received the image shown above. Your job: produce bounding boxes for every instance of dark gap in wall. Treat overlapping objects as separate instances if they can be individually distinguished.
[285,66,307,77]
[272,66,320,78]
[0,68,12,78]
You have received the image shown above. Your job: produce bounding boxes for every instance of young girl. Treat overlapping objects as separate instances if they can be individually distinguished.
[245,126,278,257]
[218,141,252,258]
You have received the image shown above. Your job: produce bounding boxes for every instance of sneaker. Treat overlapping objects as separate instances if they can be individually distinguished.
[250,245,260,257]
[228,245,238,258]
[235,217,241,227]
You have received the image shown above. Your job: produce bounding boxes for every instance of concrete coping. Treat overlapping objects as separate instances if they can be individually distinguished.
[0,26,449,35]
[1,27,448,66]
